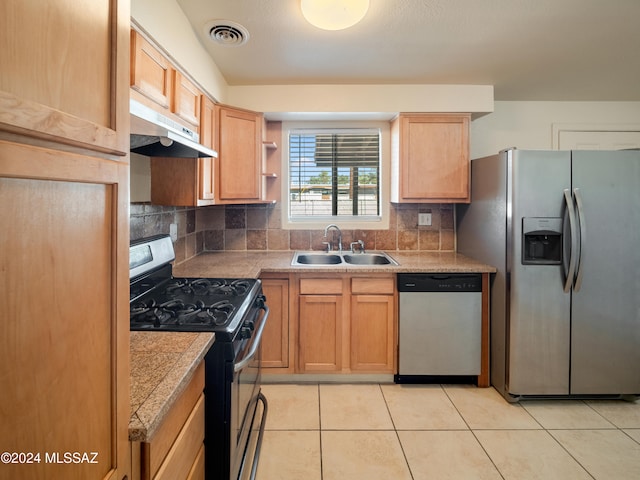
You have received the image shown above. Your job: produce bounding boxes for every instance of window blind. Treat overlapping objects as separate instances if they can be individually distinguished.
[289,129,380,218]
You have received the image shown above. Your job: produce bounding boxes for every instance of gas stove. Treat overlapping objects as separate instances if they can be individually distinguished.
[129,234,269,480]
[130,275,262,339]
[129,235,264,340]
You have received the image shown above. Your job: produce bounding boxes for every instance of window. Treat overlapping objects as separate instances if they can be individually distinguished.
[288,128,381,220]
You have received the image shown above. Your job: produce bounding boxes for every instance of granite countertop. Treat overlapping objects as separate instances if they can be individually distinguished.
[129,331,215,442]
[173,250,496,278]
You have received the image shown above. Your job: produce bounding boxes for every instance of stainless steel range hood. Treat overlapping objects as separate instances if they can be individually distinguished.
[130,99,217,158]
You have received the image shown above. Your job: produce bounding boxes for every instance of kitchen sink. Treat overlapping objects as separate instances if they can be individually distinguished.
[291,251,399,267]
[343,253,396,265]
[294,254,343,265]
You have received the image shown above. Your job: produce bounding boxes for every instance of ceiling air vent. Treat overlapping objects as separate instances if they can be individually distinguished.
[205,20,249,47]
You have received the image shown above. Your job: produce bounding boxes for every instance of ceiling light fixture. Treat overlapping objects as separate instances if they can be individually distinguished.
[301,0,370,31]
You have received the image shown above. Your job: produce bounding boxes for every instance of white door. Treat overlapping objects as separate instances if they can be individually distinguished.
[558,130,640,150]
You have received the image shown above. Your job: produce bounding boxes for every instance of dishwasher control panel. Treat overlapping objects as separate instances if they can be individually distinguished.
[397,273,482,292]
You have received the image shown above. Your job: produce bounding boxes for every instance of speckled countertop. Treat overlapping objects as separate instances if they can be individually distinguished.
[129,331,214,442]
[173,250,496,278]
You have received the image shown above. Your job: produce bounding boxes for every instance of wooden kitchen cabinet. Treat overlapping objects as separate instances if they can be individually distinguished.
[215,104,263,203]
[260,275,291,369]
[148,95,216,207]
[130,29,202,132]
[173,71,201,129]
[198,96,216,201]
[150,156,216,206]
[350,277,397,372]
[298,277,345,372]
[0,1,130,480]
[391,113,471,203]
[149,102,268,206]
[131,29,173,110]
[294,274,396,374]
[132,362,205,480]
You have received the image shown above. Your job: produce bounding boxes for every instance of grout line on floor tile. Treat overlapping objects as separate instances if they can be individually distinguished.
[546,430,597,480]
[317,384,324,480]
[622,429,640,446]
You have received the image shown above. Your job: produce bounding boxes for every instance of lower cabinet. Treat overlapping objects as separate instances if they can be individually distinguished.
[350,277,396,372]
[298,278,344,372]
[260,275,290,369]
[296,274,397,374]
[132,362,205,480]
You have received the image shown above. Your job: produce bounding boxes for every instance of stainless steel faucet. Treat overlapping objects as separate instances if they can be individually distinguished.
[323,224,343,253]
[350,239,366,253]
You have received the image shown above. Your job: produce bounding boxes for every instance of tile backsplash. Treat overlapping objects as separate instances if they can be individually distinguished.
[130,202,455,265]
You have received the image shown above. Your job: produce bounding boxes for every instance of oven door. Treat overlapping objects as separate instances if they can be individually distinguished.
[230,304,269,480]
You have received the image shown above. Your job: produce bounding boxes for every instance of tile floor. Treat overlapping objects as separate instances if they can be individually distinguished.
[256,383,640,480]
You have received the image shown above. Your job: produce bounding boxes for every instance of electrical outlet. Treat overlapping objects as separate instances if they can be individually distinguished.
[169,223,178,242]
[418,213,432,226]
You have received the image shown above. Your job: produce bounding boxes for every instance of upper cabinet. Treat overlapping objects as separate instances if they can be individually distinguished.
[391,113,471,203]
[173,71,201,129]
[199,96,216,202]
[215,104,263,203]
[130,30,172,109]
[130,29,202,132]
[1,0,129,157]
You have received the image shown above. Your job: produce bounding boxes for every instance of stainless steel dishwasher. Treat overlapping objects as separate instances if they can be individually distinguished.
[395,273,482,383]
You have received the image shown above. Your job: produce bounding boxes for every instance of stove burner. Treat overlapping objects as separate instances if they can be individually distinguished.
[130,298,236,329]
[164,278,193,295]
[162,278,252,297]
[197,300,235,326]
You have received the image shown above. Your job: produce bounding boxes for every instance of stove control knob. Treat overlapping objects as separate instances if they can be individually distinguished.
[256,295,267,308]
[245,320,255,331]
[240,327,252,339]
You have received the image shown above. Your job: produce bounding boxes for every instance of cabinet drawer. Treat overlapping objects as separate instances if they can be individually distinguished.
[144,362,205,479]
[186,445,205,480]
[351,277,394,295]
[154,395,205,480]
[300,278,343,295]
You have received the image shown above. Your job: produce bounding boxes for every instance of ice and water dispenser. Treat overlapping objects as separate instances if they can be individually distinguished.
[522,217,562,265]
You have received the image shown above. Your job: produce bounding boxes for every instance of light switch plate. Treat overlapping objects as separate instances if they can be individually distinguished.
[418,213,432,226]
[169,223,178,241]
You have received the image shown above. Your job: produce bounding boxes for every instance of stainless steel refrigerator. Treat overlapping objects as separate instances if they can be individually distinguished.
[457,148,640,401]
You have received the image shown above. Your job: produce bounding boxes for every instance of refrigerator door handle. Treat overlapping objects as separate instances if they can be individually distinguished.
[562,189,578,293]
[573,188,586,291]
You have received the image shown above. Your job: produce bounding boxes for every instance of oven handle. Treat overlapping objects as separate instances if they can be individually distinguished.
[234,305,269,373]
[248,392,268,480]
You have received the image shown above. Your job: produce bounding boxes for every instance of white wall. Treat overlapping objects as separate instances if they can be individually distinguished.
[470,101,640,158]
[227,84,494,118]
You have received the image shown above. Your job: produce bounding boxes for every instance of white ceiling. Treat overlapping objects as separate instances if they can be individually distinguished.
[176,0,640,101]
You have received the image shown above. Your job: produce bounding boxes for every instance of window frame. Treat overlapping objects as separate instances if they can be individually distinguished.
[281,120,390,230]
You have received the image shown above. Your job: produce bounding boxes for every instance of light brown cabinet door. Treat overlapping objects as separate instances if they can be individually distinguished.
[0,145,130,480]
[261,278,290,369]
[351,295,396,372]
[199,96,216,201]
[216,105,262,202]
[298,295,343,372]
[394,114,470,203]
[0,0,129,157]
[0,1,130,479]
[130,29,172,110]
[173,71,201,129]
